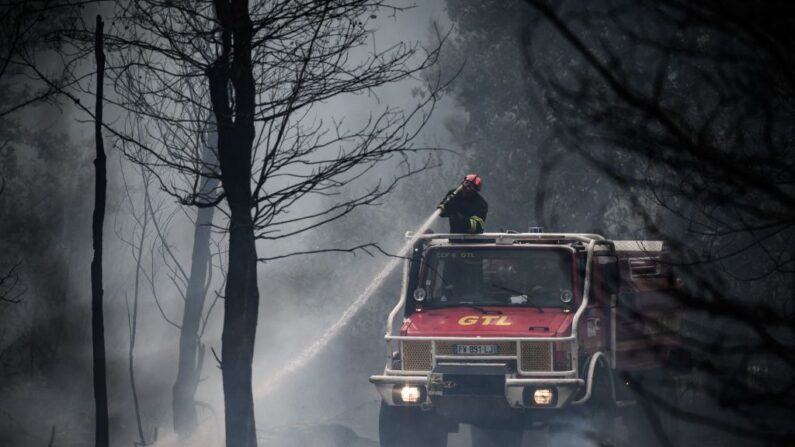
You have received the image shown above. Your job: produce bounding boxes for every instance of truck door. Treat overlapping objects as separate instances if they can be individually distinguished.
[580,254,619,362]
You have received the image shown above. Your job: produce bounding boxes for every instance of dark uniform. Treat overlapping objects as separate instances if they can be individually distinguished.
[438,188,488,234]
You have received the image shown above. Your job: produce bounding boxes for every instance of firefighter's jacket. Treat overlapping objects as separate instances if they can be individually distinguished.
[439,189,488,233]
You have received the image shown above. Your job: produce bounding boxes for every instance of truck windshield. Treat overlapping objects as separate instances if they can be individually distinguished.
[420,247,574,309]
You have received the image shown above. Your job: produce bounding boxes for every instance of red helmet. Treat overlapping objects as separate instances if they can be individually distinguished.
[463,173,482,191]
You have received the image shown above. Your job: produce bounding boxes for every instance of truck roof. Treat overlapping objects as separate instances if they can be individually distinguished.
[407,231,605,244]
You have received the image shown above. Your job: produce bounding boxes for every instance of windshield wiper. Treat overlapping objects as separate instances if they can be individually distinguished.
[446,302,502,315]
[490,283,544,313]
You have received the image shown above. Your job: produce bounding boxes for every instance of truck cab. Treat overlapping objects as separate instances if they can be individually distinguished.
[370,232,683,447]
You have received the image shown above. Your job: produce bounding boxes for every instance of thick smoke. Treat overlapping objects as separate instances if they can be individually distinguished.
[1,1,458,446]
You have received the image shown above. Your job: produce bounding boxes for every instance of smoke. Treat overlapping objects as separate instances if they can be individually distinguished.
[0,0,497,445]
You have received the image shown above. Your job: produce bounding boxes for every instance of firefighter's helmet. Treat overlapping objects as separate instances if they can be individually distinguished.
[463,173,482,191]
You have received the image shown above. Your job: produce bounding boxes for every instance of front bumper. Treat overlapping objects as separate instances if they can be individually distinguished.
[370,372,583,410]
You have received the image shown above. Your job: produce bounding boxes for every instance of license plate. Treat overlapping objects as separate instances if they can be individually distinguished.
[452,344,500,355]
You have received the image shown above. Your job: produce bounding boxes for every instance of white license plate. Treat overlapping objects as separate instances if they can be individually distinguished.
[452,344,500,355]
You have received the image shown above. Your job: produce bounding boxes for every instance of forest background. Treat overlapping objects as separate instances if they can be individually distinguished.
[0,1,791,446]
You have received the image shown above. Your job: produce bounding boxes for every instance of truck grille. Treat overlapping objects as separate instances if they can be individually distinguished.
[401,341,432,371]
[520,342,552,371]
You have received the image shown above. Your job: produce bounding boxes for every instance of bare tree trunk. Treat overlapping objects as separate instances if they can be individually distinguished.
[220,200,259,447]
[209,1,259,445]
[90,14,109,447]
[173,124,219,438]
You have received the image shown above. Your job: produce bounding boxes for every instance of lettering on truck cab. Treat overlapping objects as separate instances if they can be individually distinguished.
[457,315,511,326]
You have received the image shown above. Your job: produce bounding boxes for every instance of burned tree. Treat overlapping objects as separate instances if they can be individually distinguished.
[96,0,444,444]
[172,121,220,437]
[90,15,109,447]
[117,162,158,447]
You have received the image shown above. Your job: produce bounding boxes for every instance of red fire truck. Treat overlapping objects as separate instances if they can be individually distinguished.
[370,232,685,446]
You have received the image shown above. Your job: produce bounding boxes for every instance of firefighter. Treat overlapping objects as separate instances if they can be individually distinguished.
[437,173,488,234]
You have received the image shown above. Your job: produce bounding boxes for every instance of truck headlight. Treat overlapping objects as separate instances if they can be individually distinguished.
[401,385,422,403]
[523,387,556,406]
[533,388,554,405]
[394,385,425,404]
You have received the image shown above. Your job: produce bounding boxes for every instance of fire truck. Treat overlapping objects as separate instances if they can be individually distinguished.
[370,231,685,446]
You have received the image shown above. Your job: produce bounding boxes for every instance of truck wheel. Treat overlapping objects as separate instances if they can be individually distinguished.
[378,401,447,447]
[470,425,523,447]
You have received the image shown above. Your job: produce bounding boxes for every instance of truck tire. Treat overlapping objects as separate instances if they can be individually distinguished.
[470,425,523,447]
[378,401,447,447]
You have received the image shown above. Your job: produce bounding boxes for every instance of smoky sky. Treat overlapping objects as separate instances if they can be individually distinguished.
[0,0,464,446]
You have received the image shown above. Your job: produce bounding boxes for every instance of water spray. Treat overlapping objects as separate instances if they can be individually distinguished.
[256,208,444,397]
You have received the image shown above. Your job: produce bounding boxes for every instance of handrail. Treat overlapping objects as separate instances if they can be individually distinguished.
[570,351,612,405]
[382,233,614,380]
[384,256,411,338]
[384,233,606,339]
[407,232,606,243]
[570,239,614,374]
